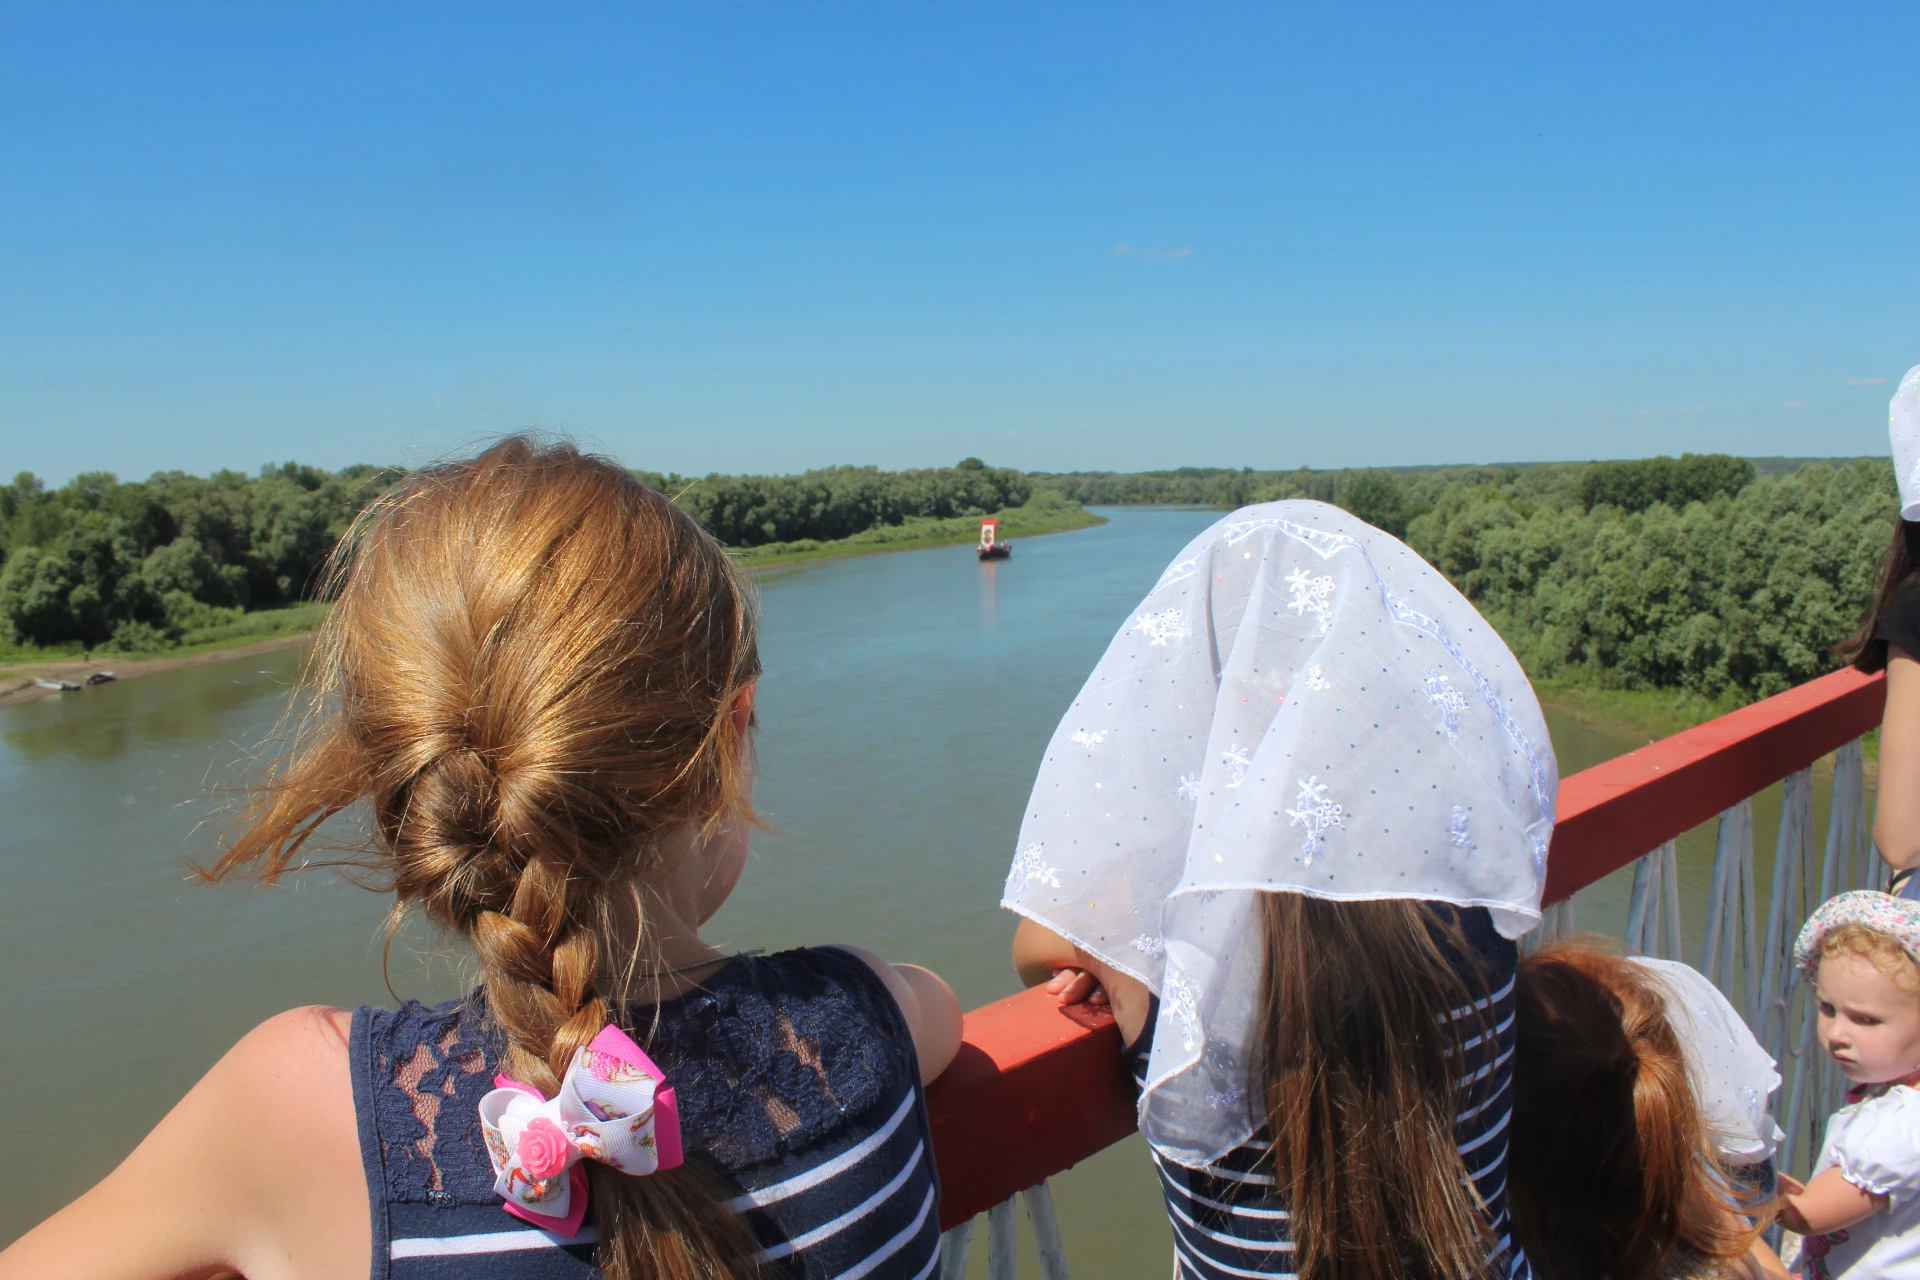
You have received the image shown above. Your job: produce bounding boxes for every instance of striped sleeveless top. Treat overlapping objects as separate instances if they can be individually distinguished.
[1125,907,1531,1280]
[350,946,941,1279]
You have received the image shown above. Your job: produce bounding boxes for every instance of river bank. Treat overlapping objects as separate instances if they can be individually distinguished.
[0,631,315,708]
[0,504,1109,709]
[731,496,1107,569]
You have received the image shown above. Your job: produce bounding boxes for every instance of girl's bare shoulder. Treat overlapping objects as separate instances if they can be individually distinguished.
[0,1006,367,1280]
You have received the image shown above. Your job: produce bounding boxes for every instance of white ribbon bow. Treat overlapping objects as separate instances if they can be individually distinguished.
[477,1023,683,1236]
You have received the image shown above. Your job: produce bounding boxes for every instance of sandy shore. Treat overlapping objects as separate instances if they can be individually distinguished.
[0,633,313,709]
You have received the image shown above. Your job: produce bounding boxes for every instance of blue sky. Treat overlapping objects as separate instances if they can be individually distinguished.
[2,3,1915,485]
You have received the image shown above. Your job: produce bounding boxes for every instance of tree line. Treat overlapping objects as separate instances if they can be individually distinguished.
[2,451,1895,704]
[1043,454,1886,700]
[0,456,1044,653]
[634,457,1031,547]
[0,464,402,652]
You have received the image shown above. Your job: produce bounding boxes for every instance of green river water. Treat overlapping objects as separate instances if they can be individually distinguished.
[0,507,1869,1275]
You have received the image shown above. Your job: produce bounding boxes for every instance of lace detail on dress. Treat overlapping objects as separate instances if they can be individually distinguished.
[364,996,501,1204]
[357,948,915,1206]
[643,947,912,1170]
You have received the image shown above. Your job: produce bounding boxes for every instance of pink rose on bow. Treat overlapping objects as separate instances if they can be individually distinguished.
[517,1116,573,1181]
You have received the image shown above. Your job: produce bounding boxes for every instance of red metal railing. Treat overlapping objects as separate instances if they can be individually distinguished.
[925,666,1889,1229]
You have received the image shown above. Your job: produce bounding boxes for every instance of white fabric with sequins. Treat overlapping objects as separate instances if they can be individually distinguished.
[1001,500,1557,1167]
[1891,365,1920,521]
[1631,957,1784,1164]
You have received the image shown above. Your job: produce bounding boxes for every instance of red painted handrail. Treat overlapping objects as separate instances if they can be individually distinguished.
[927,666,1888,1228]
[1542,666,1884,903]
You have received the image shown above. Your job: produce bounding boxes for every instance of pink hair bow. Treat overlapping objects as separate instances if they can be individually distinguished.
[477,1024,684,1237]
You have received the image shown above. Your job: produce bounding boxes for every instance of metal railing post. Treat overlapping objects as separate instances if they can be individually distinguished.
[987,1197,1018,1280]
[939,1220,974,1280]
[1023,1181,1072,1280]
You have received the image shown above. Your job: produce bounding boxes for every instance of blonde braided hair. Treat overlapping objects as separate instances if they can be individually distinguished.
[209,437,764,1279]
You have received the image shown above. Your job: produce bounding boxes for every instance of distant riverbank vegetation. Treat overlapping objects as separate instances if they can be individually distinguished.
[0,452,1896,717]
[1036,454,1894,705]
[0,456,1098,661]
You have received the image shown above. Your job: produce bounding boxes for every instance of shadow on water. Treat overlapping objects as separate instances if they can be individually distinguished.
[0,508,1859,1276]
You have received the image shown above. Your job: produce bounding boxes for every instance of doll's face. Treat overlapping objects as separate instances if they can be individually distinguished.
[1817,950,1920,1085]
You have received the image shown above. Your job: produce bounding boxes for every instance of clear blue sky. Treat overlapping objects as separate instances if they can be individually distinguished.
[2,3,1915,485]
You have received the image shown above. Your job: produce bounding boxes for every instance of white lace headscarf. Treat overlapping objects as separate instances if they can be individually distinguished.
[1629,958,1784,1166]
[1893,365,1920,521]
[1003,500,1557,1167]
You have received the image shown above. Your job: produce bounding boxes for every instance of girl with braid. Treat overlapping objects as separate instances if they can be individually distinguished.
[0,438,962,1280]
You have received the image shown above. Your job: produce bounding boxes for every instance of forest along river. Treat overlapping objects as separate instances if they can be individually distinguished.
[0,506,1869,1274]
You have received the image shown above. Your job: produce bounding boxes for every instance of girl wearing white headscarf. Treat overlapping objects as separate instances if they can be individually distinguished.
[1007,501,1555,1280]
[1508,943,1790,1280]
[1844,366,1920,896]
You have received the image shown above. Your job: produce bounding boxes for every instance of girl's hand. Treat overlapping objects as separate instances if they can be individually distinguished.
[1044,967,1109,1007]
[1010,916,1150,1044]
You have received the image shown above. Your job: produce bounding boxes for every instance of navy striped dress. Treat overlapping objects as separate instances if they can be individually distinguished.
[350,947,941,1279]
[1125,908,1531,1280]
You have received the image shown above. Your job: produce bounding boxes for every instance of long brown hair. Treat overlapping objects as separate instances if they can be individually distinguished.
[1842,517,1920,672]
[204,437,765,1280]
[1508,941,1768,1280]
[1253,894,1497,1280]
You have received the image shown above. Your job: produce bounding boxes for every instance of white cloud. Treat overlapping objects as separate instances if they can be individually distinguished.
[1849,377,1888,387]
[1634,405,1705,418]
[1784,401,1807,408]
[1165,247,1193,259]
[1112,244,1130,255]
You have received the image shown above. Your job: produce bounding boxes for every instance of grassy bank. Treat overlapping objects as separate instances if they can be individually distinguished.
[0,601,328,672]
[1533,679,1748,744]
[1535,677,1880,777]
[730,495,1108,569]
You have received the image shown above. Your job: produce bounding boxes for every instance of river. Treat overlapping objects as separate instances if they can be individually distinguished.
[0,507,1867,1274]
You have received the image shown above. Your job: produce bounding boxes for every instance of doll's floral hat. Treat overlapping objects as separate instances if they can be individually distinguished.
[1793,889,1920,979]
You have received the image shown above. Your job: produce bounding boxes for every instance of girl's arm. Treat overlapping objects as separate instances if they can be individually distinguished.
[1877,648,1920,870]
[1775,1168,1888,1237]
[0,1006,365,1280]
[834,947,964,1085]
[1010,917,1152,1046]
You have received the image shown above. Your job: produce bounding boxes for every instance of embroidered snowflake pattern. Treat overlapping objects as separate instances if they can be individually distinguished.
[1449,805,1473,850]
[1304,663,1331,692]
[1008,843,1062,890]
[1177,773,1203,802]
[1069,728,1111,748]
[1163,962,1203,1053]
[1221,518,1355,561]
[1151,555,1202,591]
[1283,566,1337,634]
[1131,607,1193,648]
[1284,775,1346,863]
[1130,933,1166,959]
[1221,746,1252,789]
[1422,667,1469,739]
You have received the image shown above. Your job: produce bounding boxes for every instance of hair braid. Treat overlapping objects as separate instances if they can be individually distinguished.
[209,437,765,1280]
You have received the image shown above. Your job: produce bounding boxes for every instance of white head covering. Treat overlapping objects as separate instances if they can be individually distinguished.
[1628,958,1784,1165]
[1892,365,1920,521]
[1003,501,1556,1166]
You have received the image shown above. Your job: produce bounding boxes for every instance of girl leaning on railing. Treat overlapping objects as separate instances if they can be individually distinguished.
[1005,501,1555,1279]
[0,438,962,1280]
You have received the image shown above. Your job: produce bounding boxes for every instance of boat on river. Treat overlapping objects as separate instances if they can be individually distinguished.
[977,518,1011,560]
[34,678,82,692]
